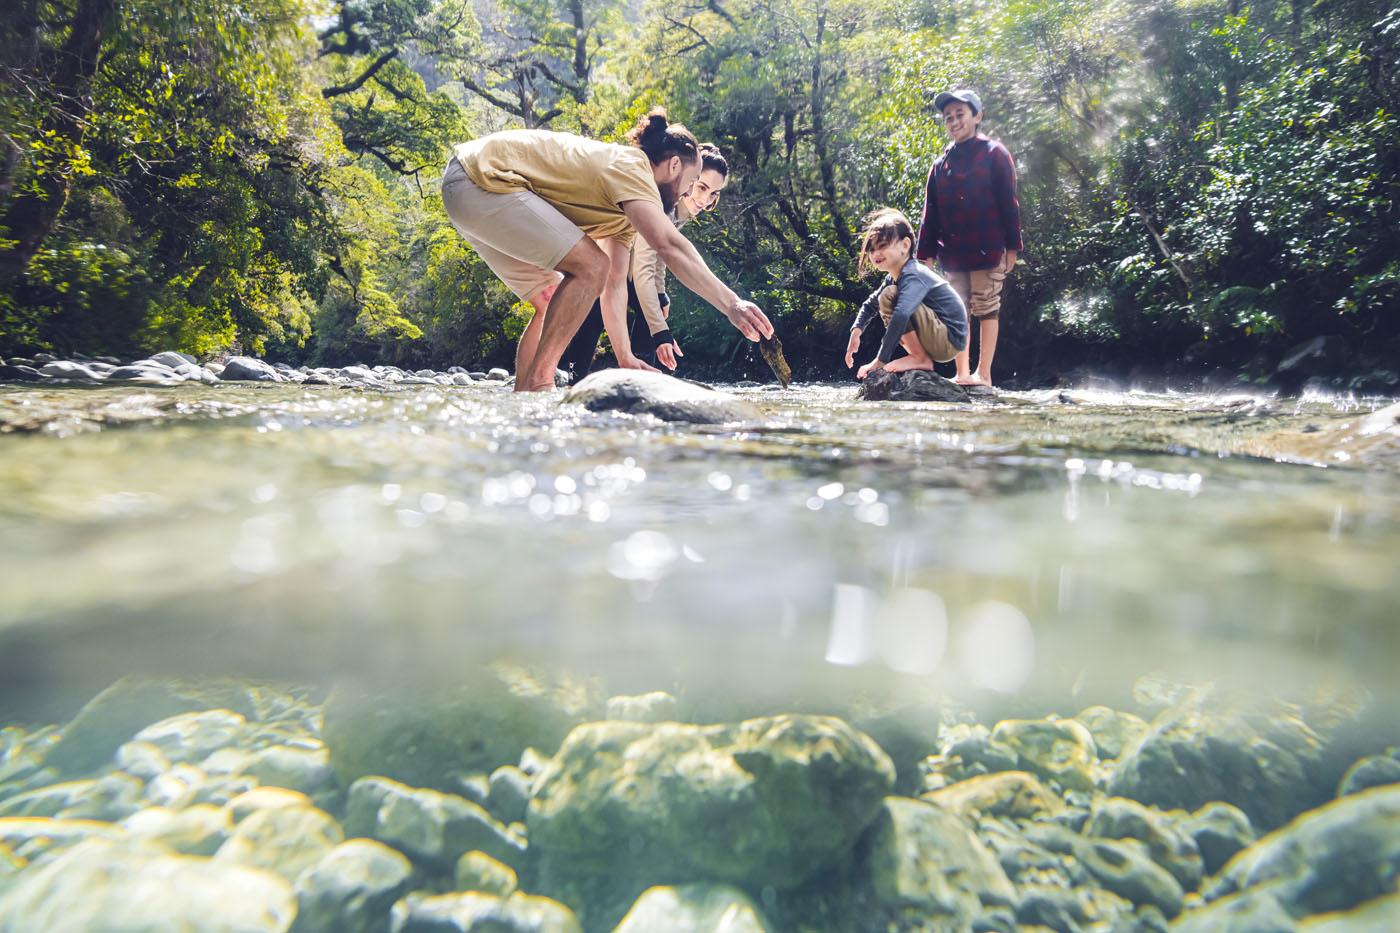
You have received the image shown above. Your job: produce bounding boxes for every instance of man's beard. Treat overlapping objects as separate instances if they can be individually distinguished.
[657,175,683,214]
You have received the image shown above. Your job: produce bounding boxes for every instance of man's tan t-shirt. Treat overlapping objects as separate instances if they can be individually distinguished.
[453,130,662,246]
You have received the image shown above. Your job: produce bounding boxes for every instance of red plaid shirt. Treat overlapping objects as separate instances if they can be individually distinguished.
[915,134,1023,271]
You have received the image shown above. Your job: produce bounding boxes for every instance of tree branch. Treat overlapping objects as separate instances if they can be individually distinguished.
[322,50,398,98]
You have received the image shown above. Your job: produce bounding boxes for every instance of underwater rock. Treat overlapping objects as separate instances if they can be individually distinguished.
[858,369,969,402]
[611,882,776,933]
[862,796,1016,923]
[1336,754,1400,798]
[1233,400,1400,469]
[486,766,532,825]
[323,665,595,793]
[924,770,1065,821]
[0,838,296,933]
[1181,801,1255,877]
[228,787,315,823]
[133,709,249,765]
[1107,689,1334,832]
[214,804,343,883]
[1085,796,1204,891]
[42,676,262,777]
[1022,821,1183,918]
[0,816,124,863]
[242,744,334,796]
[1202,783,1400,918]
[390,890,582,933]
[0,773,140,821]
[291,838,414,933]
[1298,892,1400,932]
[991,717,1100,792]
[119,803,232,856]
[562,369,765,424]
[455,850,518,897]
[528,714,896,889]
[1074,706,1149,760]
[344,777,525,871]
[604,691,679,724]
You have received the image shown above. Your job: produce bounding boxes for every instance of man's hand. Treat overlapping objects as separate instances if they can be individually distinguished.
[857,358,885,380]
[724,299,774,341]
[844,330,862,368]
[655,340,683,371]
[618,352,660,373]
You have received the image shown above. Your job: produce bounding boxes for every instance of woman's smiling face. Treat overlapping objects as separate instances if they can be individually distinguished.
[682,168,728,214]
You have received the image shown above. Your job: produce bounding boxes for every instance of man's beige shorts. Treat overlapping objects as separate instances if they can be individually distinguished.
[878,287,960,363]
[943,254,1010,320]
[440,157,583,301]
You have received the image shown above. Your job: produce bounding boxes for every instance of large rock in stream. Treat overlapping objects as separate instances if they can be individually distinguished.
[561,369,764,424]
[858,369,970,402]
[527,715,896,889]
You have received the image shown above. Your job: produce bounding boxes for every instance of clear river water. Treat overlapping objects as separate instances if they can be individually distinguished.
[2,380,1397,724]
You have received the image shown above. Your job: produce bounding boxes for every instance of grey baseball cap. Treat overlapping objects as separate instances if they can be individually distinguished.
[934,89,983,115]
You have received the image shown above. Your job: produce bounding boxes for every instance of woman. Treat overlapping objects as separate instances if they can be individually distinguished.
[560,143,732,380]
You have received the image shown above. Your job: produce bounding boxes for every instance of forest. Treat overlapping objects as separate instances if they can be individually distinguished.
[2,0,1397,386]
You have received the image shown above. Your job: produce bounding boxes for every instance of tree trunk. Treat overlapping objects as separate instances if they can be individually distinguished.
[0,0,115,284]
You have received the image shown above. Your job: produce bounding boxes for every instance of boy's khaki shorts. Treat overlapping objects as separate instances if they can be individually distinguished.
[878,287,960,363]
[943,255,1010,320]
[440,157,582,301]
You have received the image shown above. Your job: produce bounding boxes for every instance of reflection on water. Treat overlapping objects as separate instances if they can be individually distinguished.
[1,382,1397,720]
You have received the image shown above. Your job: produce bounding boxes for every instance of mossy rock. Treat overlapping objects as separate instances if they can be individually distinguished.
[43,677,263,777]
[323,663,597,793]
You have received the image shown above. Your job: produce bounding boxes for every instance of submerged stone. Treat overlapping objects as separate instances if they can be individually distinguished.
[923,770,1064,821]
[1085,796,1204,891]
[455,850,518,897]
[0,838,295,932]
[863,796,1015,922]
[611,883,776,933]
[292,838,414,933]
[990,717,1099,792]
[214,804,344,883]
[527,714,895,889]
[345,777,524,871]
[390,891,581,933]
[1203,783,1400,918]
[562,369,764,424]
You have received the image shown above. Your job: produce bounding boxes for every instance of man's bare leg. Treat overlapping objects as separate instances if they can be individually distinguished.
[514,288,553,383]
[884,331,934,373]
[515,239,607,392]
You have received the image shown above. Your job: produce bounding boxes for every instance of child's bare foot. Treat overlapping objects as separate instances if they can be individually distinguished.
[953,374,991,387]
[884,356,933,373]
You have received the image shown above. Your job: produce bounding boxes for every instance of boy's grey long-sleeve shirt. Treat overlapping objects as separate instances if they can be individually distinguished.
[851,258,968,362]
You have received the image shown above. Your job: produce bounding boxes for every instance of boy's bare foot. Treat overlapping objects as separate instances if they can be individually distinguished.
[884,357,934,373]
[953,374,991,387]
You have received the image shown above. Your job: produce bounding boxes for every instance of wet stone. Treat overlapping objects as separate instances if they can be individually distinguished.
[1074,706,1148,760]
[346,777,525,871]
[604,691,679,724]
[923,770,1065,821]
[39,361,105,380]
[527,715,895,889]
[455,849,518,897]
[990,717,1099,792]
[0,838,296,933]
[1337,754,1400,798]
[243,744,333,795]
[214,804,344,883]
[133,709,248,764]
[859,369,970,402]
[562,369,765,425]
[1181,801,1255,877]
[611,883,776,933]
[390,890,582,933]
[292,838,414,933]
[1085,796,1204,891]
[1202,783,1400,919]
[228,787,315,823]
[486,766,532,825]
[863,796,1016,923]
[221,356,284,382]
[119,803,232,856]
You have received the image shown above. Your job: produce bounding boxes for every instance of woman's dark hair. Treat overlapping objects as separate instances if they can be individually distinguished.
[626,107,699,166]
[698,142,729,178]
[857,207,916,277]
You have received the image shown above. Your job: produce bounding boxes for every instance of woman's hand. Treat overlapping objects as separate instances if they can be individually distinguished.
[655,340,683,371]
